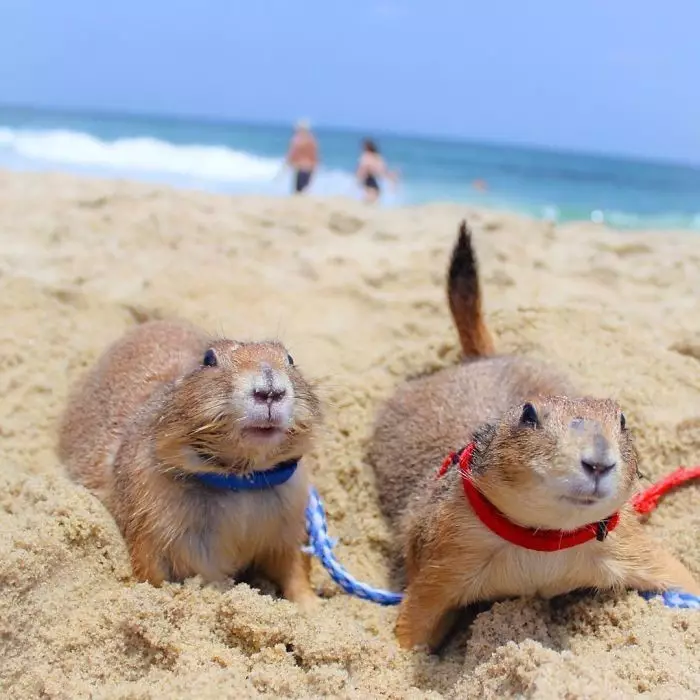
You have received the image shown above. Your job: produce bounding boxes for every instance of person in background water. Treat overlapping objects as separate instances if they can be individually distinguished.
[285,119,319,194]
[356,138,399,204]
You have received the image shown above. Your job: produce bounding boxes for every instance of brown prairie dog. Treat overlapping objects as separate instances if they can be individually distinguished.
[367,221,700,652]
[58,319,322,609]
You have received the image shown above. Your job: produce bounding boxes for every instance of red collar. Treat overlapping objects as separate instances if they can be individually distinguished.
[437,442,620,552]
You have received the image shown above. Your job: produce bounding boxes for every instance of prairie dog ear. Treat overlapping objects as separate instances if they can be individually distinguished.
[202,348,218,367]
[519,402,540,428]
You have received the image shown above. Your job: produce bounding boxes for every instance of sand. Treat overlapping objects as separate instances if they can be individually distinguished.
[0,168,698,699]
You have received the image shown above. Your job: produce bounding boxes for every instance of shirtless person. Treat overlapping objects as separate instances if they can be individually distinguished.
[356,138,399,204]
[285,119,319,194]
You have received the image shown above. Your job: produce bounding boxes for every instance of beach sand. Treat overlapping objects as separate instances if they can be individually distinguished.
[0,169,699,699]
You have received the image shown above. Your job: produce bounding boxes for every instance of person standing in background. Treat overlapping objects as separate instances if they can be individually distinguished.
[356,138,399,204]
[285,119,319,194]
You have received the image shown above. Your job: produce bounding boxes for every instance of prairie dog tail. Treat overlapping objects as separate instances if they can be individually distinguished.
[447,221,495,358]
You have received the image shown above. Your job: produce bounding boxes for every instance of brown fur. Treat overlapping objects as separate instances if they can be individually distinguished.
[366,221,700,651]
[58,319,322,609]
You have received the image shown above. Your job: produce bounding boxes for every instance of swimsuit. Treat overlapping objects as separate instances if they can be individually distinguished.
[363,174,380,192]
[295,169,313,193]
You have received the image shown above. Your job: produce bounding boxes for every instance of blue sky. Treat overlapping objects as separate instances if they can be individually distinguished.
[0,1,698,163]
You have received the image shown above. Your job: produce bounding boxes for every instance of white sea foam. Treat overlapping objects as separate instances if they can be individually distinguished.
[0,126,284,182]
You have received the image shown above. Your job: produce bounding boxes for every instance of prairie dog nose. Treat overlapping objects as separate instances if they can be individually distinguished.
[251,363,287,404]
[580,458,616,476]
[253,386,287,403]
[578,426,617,477]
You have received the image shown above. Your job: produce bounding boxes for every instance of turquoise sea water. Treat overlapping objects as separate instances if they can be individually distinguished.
[1,105,699,229]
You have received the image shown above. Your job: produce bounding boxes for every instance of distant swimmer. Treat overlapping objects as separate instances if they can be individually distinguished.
[285,119,319,194]
[356,138,399,204]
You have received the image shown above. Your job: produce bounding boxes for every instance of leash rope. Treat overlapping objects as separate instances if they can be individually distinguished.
[304,465,700,610]
[304,487,402,605]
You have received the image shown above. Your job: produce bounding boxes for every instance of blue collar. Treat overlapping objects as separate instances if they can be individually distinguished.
[190,458,299,491]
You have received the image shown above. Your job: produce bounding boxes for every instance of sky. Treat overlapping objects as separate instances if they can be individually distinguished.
[0,1,698,164]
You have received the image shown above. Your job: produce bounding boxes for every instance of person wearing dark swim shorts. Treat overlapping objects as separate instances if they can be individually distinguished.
[295,169,313,193]
[285,119,319,195]
[363,173,380,194]
[356,138,399,204]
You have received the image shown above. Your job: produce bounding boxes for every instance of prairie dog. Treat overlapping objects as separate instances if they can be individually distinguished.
[367,222,700,651]
[58,319,321,609]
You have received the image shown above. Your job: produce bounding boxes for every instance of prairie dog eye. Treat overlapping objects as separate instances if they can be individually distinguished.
[203,348,217,367]
[287,353,294,366]
[620,412,626,430]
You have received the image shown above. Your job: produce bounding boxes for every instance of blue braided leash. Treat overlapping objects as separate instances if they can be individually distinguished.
[304,486,700,610]
[304,487,402,605]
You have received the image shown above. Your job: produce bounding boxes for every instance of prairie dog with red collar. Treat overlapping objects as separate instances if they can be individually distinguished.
[58,319,321,609]
[367,222,700,651]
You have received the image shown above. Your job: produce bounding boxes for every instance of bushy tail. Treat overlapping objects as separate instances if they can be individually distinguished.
[447,221,495,358]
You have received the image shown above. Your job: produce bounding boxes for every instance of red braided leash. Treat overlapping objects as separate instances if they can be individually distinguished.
[631,465,700,515]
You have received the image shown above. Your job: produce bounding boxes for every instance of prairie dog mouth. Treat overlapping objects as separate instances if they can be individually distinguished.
[240,422,288,444]
[561,495,599,506]
[243,425,284,436]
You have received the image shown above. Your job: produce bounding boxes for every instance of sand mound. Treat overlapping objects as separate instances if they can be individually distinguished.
[0,170,698,699]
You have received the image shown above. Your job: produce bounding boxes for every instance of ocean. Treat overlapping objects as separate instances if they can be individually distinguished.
[1,105,699,230]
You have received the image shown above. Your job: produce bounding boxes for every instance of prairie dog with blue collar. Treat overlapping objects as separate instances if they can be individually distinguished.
[58,319,322,609]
